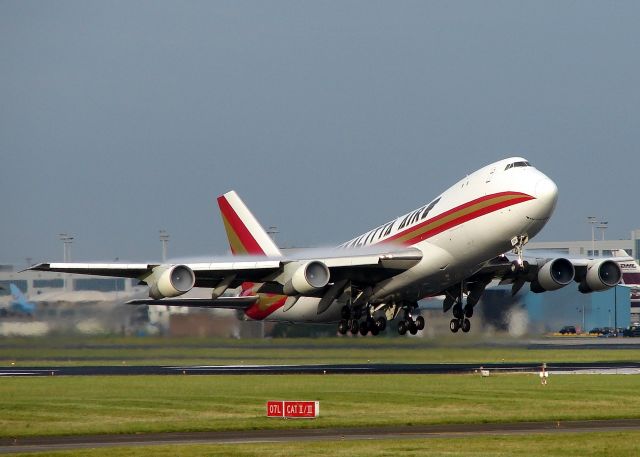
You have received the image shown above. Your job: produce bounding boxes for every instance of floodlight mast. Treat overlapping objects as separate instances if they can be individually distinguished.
[59,233,74,291]
[159,230,170,262]
[587,217,607,256]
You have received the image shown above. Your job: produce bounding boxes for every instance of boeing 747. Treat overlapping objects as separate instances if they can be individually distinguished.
[28,158,624,334]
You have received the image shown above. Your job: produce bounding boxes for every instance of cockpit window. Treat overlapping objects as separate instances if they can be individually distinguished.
[504,161,531,170]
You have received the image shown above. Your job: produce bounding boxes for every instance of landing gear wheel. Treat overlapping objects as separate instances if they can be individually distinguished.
[464,305,474,318]
[453,304,463,319]
[415,316,425,331]
[398,320,408,336]
[338,319,348,335]
[350,320,359,335]
[359,320,369,336]
[461,318,471,333]
[409,321,418,335]
[376,317,387,332]
[370,326,379,336]
[450,319,460,333]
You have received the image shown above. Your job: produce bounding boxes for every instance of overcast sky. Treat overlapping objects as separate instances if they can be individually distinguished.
[2,1,639,265]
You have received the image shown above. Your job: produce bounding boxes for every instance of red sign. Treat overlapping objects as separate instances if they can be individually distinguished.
[266,401,319,418]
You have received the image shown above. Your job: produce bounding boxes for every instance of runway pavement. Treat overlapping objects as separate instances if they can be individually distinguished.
[1,419,640,453]
[1,361,640,376]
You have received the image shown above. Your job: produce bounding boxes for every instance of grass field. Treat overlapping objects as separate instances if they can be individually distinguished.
[2,373,640,438]
[2,336,639,455]
[1,335,639,366]
[7,432,640,457]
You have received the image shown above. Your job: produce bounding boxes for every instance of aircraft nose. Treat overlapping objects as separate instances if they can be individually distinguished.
[534,176,558,207]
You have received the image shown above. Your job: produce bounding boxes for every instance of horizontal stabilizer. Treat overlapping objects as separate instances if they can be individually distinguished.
[126,296,258,309]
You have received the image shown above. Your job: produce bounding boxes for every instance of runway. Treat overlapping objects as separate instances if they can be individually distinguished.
[2,361,640,376]
[1,419,640,453]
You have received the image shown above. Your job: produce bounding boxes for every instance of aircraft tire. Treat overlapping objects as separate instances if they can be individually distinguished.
[370,326,379,336]
[450,319,460,333]
[464,306,473,318]
[338,320,349,335]
[359,320,369,336]
[461,318,471,333]
[398,320,408,335]
[350,320,359,335]
[409,322,418,335]
[376,317,387,332]
[415,316,425,330]
[453,304,463,319]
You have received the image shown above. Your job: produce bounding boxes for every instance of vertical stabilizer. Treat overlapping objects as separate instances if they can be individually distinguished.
[9,283,27,304]
[217,191,282,257]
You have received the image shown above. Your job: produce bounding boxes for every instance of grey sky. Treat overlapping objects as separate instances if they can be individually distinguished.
[1,1,639,265]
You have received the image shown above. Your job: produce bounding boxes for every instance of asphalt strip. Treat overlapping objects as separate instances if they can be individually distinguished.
[1,420,640,454]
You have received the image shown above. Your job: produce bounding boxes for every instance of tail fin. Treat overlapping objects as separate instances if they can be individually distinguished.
[9,283,28,304]
[217,191,282,257]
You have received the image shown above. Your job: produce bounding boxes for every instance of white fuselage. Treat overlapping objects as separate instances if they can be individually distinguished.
[254,157,558,322]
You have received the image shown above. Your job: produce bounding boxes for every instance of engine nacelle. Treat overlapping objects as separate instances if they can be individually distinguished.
[149,264,195,299]
[579,259,622,293]
[283,261,330,296]
[530,258,575,293]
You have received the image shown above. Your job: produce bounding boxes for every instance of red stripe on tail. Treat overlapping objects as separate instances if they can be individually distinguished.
[217,196,265,255]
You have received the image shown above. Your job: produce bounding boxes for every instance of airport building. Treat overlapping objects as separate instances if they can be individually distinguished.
[526,229,640,260]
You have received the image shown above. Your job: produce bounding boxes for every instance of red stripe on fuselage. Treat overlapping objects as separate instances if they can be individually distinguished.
[217,196,265,255]
[383,192,534,246]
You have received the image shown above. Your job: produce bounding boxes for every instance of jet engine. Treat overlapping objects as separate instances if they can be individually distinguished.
[530,258,575,293]
[578,260,622,293]
[283,261,330,296]
[148,264,195,299]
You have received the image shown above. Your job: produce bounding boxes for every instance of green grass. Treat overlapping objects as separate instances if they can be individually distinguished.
[1,335,638,366]
[7,432,640,457]
[1,373,640,438]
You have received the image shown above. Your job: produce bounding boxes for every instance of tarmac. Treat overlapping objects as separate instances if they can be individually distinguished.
[2,361,640,376]
[1,419,640,453]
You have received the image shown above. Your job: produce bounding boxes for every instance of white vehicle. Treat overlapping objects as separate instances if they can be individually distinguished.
[28,157,623,335]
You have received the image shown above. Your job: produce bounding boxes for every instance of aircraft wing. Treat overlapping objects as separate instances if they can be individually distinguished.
[26,247,422,296]
[127,296,258,309]
[468,250,628,295]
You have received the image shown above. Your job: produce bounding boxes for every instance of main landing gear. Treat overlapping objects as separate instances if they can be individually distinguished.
[443,279,487,334]
[397,315,425,336]
[337,301,425,337]
[448,301,472,333]
[337,305,387,336]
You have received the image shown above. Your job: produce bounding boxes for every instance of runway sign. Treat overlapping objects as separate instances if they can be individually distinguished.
[266,401,319,418]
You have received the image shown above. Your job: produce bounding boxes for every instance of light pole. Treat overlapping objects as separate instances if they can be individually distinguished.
[159,230,169,262]
[587,216,597,256]
[59,233,74,291]
[597,222,608,241]
[59,233,74,262]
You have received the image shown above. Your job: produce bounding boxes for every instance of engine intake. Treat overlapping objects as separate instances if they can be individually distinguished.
[283,261,330,296]
[579,260,622,293]
[530,258,575,293]
[149,264,195,299]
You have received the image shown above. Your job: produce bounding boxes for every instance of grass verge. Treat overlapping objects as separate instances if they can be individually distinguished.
[1,336,639,366]
[7,431,640,457]
[1,373,639,438]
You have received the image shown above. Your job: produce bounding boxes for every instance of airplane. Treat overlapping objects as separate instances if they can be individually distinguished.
[26,157,624,335]
[0,284,36,317]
